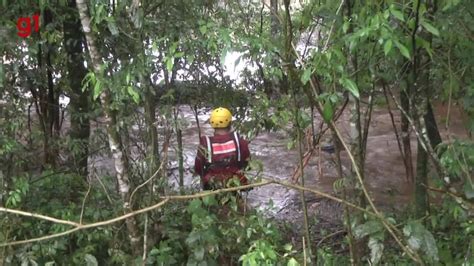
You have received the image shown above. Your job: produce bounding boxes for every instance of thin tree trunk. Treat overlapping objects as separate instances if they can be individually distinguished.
[45,9,60,166]
[414,0,442,217]
[269,0,279,98]
[411,0,430,218]
[333,130,356,265]
[174,108,184,191]
[425,102,442,148]
[283,0,313,262]
[34,9,59,167]
[415,121,429,217]
[64,0,90,177]
[144,87,159,178]
[296,106,314,264]
[192,105,201,140]
[344,1,366,262]
[401,83,414,182]
[382,82,410,182]
[270,0,279,36]
[75,0,141,255]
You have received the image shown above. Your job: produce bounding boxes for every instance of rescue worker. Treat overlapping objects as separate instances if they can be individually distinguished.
[194,107,250,190]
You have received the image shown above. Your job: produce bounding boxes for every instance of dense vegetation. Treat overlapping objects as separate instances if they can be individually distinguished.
[1,0,473,265]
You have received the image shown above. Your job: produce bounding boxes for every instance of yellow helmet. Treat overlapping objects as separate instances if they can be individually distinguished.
[210,107,232,128]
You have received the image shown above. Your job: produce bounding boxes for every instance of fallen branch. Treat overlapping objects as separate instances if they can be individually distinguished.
[0,207,80,227]
[0,199,170,247]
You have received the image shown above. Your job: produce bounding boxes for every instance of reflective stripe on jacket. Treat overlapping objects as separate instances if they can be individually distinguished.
[194,131,250,185]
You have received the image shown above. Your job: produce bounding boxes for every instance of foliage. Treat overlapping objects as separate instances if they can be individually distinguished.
[146,194,299,265]
[1,0,473,265]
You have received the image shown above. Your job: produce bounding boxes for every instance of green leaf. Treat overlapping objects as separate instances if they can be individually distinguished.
[82,72,95,92]
[199,25,207,34]
[126,72,130,84]
[301,68,312,85]
[442,0,462,11]
[127,86,140,103]
[384,39,393,55]
[220,49,228,68]
[403,222,439,263]
[342,20,350,33]
[202,195,217,206]
[340,78,360,98]
[187,199,202,213]
[322,101,334,123]
[186,232,200,245]
[194,246,205,261]
[166,57,174,72]
[354,220,384,239]
[464,181,474,199]
[395,40,411,59]
[368,237,384,265]
[107,19,119,36]
[287,258,300,266]
[417,37,433,58]
[84,254,98,266]
[188,54,195,65]
[93,79,102,100]
[131,6,143,29]
[169,42,178,54]
[408,235,422,250]
[423,230,439,263]
[390,8,405,22]
[287,140,295,150]
[421,21,440,36]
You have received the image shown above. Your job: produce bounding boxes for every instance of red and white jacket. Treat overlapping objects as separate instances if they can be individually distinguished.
[194,131,250,187]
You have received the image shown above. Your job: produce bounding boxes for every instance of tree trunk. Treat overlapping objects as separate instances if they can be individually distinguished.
[64,0,90,177]
[268,0,280,98]
[75,0,141,255]
[400,84,414,182]
[174,108,184,191]
[412,0,432,218]
[45,10,60,166]
[282,0,313,262]
[415,115,429,217]
[270,0,279,37]
[144,86,160,180]
[345,1,365,263]
[35,9,60,167]
[411,0,444,219]
[333,130,357,265]
[425,102,442,149]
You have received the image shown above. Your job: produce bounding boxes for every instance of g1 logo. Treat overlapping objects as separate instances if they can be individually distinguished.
[17,14,40,38]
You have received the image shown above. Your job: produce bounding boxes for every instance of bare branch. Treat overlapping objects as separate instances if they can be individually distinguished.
[0,207,80,227]
[1,199,169,247]
[80,181,92,224]
[129,160,165,205]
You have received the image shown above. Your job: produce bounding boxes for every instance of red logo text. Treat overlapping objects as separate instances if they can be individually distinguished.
[17,14,40,38]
